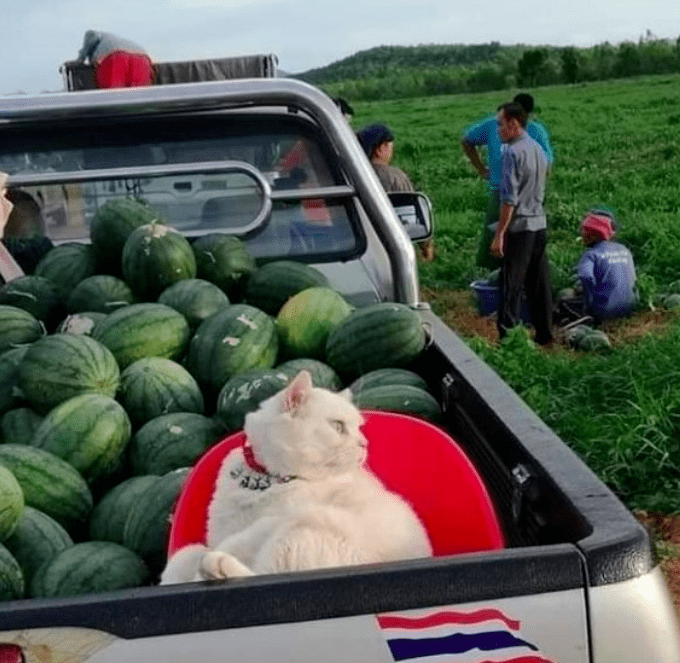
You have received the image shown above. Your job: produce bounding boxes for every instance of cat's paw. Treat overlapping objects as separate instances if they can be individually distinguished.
[200,551,253,579]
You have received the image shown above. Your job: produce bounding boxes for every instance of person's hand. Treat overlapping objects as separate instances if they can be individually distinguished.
[490,232,505,259]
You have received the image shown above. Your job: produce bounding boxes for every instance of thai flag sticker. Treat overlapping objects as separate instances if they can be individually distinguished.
[376,609,558,663]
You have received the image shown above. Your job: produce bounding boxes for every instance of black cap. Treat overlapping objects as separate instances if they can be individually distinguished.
[356,123,394,157]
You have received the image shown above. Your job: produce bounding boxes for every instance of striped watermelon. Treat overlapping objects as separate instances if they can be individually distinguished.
[245,260,331,315]
[325,303,427,379]
[4,506,74,586]
[349,368,430,395]
[0,543,24,600]
[122,223,197,301]
[29,541,149,598]
[92,303,191,370]
[90,197,162,273]
[0,465,24,541]
[0,346,30,415]
[129,413,224,476]
[123,467,190,567]
[186,304,279,398]
[0,305,44,354]
[352,384,442,423]
[158,278,230,330]
[18,333,121,413]
[0,444,93,531]
[276,358,344,391]
[216,368,290,431]
[192,233,256,300]
[67,274,137,314]
[0,275,65,331]
[89,475,160,545]
[0,407,43,446]
[276,287,353,360]
[118,357,205,429]
[34,242,98,298]
[31,394,132,484]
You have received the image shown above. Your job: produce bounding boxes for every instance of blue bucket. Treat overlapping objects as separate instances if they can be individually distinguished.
[470,280,532,323]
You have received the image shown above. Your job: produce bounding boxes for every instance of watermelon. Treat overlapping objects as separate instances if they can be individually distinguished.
[349,368,429,395]
[90,197,162,272]
[325,303,427,379]
[123,467,190,564]
[118,357,205,429]
[276,358,343,391]
[29,541,149,598]
[4,506,74,586]
[186,304,279,398]
[0,543,24,600]
[130,413,224,476]
[57,311,107,335]
[276,287,353,360]
[0,346,30,415]
[67,274,137,314]
[245,260,331,315]
[576,328,612,352]
[352,384,442,423]
[192,234,256,300]
[122,222,197,301]
[92,303,191,370]
[30,394,132,484]
[158,278,230,330]
[0,465,24,541]
[0,275,65,331]
[89,475,160,545]
[0,305,44,354]
[34,242,98,298]
[0,444,93,531]
[0,407,43,446]
[18,333,121,413]
[216,368,290,431]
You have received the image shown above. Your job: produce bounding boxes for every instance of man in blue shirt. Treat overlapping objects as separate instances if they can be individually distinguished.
[462,93,553,269]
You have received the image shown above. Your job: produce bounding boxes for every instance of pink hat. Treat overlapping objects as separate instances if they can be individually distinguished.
[581,213,614,241]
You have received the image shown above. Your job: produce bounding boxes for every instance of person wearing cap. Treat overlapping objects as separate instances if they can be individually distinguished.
[577,212,637,321]
[76,30,154,89]
[462,93,553,270]
[356,123,435,261]
[490,102,553,346]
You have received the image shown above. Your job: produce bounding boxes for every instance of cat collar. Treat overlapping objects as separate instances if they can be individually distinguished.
[232,441,297,491]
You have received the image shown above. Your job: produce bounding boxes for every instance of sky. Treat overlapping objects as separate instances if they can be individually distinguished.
[3,0,679,96]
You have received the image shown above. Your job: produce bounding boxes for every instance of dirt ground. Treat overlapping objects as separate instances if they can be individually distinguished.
[421,286,680,616]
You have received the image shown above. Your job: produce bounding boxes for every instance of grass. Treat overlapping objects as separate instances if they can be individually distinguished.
[351,74,680,511]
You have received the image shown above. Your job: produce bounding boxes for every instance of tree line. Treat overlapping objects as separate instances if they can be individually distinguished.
[293,35,680,101]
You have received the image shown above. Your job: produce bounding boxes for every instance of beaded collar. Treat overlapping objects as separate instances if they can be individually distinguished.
[230,441,298,491]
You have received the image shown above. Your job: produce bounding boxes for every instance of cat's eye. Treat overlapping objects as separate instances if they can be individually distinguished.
[330,420,347,434]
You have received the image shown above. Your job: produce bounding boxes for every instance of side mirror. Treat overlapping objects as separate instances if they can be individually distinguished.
[388,192,433,242]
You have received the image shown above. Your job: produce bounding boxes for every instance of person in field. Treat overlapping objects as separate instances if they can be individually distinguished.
[569,212,637,323]
[490,102,554,346]
[462,93,553,270]
[76,30,154,89]
[357,123,435,262]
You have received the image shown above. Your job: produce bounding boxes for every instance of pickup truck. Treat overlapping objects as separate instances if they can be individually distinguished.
[0,73,679,663]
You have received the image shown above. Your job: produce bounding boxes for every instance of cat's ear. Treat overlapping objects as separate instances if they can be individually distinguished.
[283,370,313,412]
[338,388,353,402]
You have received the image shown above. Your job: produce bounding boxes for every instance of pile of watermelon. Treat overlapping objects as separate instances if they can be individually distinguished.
[0,197,438,601]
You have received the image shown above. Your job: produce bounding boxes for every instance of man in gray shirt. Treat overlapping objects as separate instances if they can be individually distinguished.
[491,103,553,345]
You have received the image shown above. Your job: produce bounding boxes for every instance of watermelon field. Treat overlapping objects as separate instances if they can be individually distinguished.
[351,73,680,513]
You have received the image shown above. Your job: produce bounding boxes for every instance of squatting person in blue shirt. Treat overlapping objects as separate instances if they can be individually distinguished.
[577,212,637,322]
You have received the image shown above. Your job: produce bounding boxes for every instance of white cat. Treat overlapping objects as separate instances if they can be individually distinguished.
[160,370,432,584]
